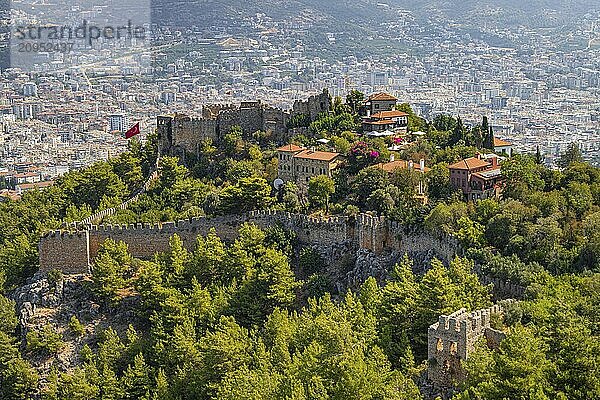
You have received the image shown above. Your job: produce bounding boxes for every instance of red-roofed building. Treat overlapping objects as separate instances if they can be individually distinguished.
[277,144,306,182]
[375,156,430,203]
[0,190,21,202]
[362,110,409,133]
[363,93,398,116]
[9,171,41,186]
[277,145,341,188]
[449,154,504,201]
[493,137,513,156]
[15,180,54,195]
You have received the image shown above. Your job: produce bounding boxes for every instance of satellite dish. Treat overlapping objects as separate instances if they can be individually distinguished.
[273,179,284,190]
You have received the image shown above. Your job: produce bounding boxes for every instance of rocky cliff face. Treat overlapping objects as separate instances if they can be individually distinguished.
[10,237,459,381]
[10,273,140,378]
[314,242,450,293]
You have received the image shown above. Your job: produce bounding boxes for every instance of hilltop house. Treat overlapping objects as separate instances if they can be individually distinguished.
[361,93,409,134]
[449,154,504,201]
[493,137,513,156]
[363,93,398,115]
[362,110,409,134]
[277,144,341,189]
[375,155,429,203]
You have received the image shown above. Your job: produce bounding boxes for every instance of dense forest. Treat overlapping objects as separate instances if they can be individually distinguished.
[0,97,599,399]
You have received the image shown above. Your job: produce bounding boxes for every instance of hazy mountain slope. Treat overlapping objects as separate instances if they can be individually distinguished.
[152,0,597,28]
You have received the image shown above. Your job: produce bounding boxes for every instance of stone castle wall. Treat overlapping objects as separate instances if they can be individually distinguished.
[173,118,218,151]
[478,274,526,300]
[202,104,237,120]
[158,114,218,156]
[39,231,90,275]
[427,300,515,388]
[39,211,458,274]
[357,215,459,261]
[159,91,329,157]
[218,106,265,136]
[292,90,331,120]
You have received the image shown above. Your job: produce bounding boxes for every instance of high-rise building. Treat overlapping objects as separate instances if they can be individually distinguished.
[108,114,129,133]
[22,82,38,97]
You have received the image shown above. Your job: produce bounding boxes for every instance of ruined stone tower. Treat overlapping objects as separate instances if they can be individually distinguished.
[427,301,514,388]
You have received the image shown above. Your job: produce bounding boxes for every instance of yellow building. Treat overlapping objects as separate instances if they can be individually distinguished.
[277,145,341,189]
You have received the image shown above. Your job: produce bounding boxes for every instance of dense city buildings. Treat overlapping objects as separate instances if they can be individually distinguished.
[0,3,599,400]
[0,1,598,192]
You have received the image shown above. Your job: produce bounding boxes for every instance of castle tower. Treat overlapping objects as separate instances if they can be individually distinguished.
[427,303,512,388]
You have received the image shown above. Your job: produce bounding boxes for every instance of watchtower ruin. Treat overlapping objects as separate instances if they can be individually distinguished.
[428,301,514,388]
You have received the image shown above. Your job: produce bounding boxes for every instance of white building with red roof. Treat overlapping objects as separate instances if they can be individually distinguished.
[493,137,513,156]
[362,109,409,134]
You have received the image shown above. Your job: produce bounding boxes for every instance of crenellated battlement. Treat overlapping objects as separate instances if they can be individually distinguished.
[159,91,331,158]
[432,308,496,335]
[41,230,88,240]
[39,210,461,274]
[427,300,516,388]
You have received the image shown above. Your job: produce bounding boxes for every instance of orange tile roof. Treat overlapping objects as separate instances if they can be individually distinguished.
[294,149,339,162]
[376,160,430,173]
[16,181,54,190]
[14,172,39,178]
[277,144,305,153]
[368,92,398,102]
[494,137,512,147]
[0,190,20,201]
[364,120,396,125]
[371,110,408,119]
[448,157,491,171]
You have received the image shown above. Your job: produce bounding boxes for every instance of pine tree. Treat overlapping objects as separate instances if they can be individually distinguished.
[188,229,226,285]
[0,358,39,400]
[91,239,132,303]
[450,116,466,146]
[99,366,125,400]
[152,369,171,400]
[122,353,151,400]
[164,234,188,283]
[379,255,419,369]
[358,277,382,316]
[0,295,18,335]
[558,142,583,169]
[482,115,490,135]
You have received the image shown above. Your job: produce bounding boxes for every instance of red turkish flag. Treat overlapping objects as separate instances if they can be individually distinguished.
[125,122,140,139]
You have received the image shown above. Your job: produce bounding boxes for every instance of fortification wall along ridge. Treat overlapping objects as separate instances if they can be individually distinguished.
[39,211,458,274]
[39,211,350,272]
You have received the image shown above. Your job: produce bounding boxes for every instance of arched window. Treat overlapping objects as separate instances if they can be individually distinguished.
[450,342,457,355]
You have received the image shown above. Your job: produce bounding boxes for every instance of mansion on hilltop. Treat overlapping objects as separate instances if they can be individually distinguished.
[361,93,409,134]
[277,144,341,189]
[449,154,504,201]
